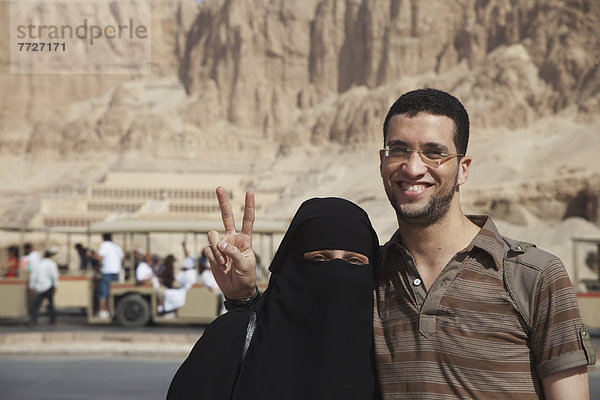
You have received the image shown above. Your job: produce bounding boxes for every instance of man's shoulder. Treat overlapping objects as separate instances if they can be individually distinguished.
[40,258,57,268]
[501,235,560,270]
[478,216,559,268]
[100,241,122,253]
[28,251,41,263]
[500,235,567,330]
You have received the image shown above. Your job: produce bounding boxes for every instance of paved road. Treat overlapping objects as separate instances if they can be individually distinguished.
[0,356,598,400]
[0,356,183,400]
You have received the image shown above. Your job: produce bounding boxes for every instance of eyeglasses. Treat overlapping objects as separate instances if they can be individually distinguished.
[380,145,464,168]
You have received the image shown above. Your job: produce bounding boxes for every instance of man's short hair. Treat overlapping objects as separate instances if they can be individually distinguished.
[102,233,112,242]
[383,88,470,155]
[24,243,32,252]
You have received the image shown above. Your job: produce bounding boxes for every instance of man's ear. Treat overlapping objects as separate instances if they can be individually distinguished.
[457,156,472,186]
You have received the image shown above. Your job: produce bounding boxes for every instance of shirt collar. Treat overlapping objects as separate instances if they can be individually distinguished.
[383,215,506,270]
[462,215,506,270]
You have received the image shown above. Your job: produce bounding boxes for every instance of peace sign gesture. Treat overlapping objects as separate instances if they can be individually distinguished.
[204,186,258,300]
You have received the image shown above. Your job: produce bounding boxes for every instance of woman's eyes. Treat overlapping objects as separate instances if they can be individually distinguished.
[303,252,367,265]
[347,257,364,265]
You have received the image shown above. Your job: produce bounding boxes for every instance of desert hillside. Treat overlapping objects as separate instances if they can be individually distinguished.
[1,0,599,277]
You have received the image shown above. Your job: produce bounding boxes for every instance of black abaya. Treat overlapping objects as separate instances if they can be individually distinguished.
[167,197,380,400]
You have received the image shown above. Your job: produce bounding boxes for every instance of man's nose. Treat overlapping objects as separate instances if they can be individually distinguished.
[402,151,428,176]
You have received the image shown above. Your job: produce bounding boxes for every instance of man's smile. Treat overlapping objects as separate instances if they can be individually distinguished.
[395,181,433,197]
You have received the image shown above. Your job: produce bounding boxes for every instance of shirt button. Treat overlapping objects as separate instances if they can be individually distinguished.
[413,278,422,286]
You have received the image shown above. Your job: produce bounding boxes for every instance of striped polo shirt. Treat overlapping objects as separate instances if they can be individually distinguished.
[374,215,591,399]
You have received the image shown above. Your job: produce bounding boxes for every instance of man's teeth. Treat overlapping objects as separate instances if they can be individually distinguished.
[400,183,426,191]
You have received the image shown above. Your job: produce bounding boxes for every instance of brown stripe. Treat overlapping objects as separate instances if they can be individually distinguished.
[379,380,541,399]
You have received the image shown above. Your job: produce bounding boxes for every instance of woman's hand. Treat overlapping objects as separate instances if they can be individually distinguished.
[204,187,257,300]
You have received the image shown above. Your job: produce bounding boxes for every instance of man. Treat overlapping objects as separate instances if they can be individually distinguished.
[135,250,158,286]
[28,246,59,326]
[373,88,593,398]
[74,243,88,272]
[204,89,595,399]
[92,233,123,319]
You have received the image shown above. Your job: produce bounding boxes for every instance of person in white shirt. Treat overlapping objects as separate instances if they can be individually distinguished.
[179,257,198,287]
[28,247,59,326]
[135,250,157,286]
[92,233,123,319]
[23,243,41,273]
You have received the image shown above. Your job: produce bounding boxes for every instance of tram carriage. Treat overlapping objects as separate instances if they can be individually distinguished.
[0,219,285,327]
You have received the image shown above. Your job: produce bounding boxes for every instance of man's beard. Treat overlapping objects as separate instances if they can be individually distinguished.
[385,171,459,227]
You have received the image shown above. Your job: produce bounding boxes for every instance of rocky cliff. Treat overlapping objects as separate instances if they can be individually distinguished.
[0,0,599,234]
[180,0,600,143]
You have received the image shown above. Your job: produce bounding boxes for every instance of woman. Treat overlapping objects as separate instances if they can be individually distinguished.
[158,254,175,288]
[168,197,380,400]
[1,246,19,278]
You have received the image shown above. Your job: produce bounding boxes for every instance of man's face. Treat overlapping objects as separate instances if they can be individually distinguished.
[380,112,471,226]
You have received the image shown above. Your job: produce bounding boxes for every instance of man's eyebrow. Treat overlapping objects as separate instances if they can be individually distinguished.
[385,139,408,146]
[386,139,450,152]
[422,142,450,152]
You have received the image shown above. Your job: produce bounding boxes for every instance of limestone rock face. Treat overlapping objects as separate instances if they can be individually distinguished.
[177,0,600,146]
[3,0,599,154]
[0,0,600,231]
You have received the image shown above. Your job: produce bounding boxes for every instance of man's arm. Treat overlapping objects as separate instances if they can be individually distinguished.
[89,253,103,261]
[204,186,257,300]
[542,366,589,400]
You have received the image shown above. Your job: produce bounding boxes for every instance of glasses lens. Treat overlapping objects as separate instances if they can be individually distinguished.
[386,146,409,159]
[419,155,439,168]
[422,151,443,160]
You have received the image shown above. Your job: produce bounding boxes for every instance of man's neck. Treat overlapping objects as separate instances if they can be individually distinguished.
[396,207,480,289]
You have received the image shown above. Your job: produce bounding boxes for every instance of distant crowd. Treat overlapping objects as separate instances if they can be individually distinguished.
[1,243,41,278]
[76,234,223,319]
[0,237,224,322]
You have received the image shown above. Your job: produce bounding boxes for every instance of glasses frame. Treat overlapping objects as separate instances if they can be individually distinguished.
[379,146,464,168]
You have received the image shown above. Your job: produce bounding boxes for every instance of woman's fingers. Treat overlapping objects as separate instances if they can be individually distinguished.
[207,230,226,267]
[216,186,236,234]
[240,190,255,237]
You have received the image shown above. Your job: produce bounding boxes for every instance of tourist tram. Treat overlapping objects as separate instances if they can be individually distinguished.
[0,219,286,327]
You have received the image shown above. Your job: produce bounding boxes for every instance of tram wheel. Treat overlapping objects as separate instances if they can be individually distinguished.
[115,294,151,327]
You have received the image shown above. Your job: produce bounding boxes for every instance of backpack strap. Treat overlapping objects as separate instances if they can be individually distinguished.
[502,238,554,332]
